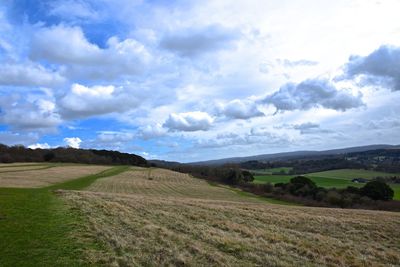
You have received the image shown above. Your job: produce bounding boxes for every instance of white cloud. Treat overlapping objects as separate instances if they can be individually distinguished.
[163,111,213,132]
[48,0,99,21]
[28,143,51,149]
[1,0,400,161]
[30,25,151,80]
[0,62,65,87]
[59,83,139,119]
[64,137,82,148]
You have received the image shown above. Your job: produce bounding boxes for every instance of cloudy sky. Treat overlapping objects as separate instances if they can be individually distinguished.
[0,0,399,162]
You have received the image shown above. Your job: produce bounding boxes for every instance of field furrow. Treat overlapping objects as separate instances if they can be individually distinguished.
[61,190,400,267]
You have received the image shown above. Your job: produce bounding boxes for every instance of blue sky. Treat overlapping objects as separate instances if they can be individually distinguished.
[0,0,400,162]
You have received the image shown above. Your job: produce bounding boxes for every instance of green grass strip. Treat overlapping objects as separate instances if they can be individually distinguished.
[48,165,130,190]
[0,165,130,267]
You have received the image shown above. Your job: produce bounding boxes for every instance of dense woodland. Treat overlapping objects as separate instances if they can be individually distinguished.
[239,149,400,174]
[0,144,148,166]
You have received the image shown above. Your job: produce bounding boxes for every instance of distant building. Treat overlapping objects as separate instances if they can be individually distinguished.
[352,178,369,183]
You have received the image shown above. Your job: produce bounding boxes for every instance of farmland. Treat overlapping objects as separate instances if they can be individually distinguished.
[254,169,400,200]
[0,163,110,188]
[1,164,400,266]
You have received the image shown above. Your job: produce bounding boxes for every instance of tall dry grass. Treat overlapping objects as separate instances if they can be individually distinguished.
[59,167,400,266]
[61,190,400,267]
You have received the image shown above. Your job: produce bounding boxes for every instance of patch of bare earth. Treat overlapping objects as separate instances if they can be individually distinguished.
[60,168,400,266]
[0,165,110,188]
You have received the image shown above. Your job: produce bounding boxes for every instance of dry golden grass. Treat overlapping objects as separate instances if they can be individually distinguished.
[0,165,110,188]
[57,167,400,266]
[61,190,400,267]
[0,163,44,167]
[88,168,258,202]
[0,165,50,173]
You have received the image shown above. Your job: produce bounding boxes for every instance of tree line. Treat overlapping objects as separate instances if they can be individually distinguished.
[0,144,148,166]
[238,149,400,174]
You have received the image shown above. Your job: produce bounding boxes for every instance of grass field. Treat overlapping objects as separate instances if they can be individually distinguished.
[254,169,400,200]
[308,169,400,179]
[0,164,109,188]
[62,174,400,266]
[89,168,264,202]
[1,164,400,266]
[252,167,293,175]
[0,164,128,266]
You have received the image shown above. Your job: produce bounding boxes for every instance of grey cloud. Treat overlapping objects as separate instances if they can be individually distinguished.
[96,131,134,143]
[197,129,290,148]
[0,63,65,87]
[137,124,167,140]
[262,79,364,112]
[160,24,239,57]
[0,131,39,146]
[217,99,264,120]
[293,122,320,131]
[292,122,334,135]
[279,59,318,67]
[163,112,213,132]
[0,95,61,131]
[340,45,400,91]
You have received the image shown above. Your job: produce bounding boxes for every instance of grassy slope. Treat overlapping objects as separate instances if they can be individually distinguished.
[0,165,129,267]
[308,169,400,179]
[61,178,400,266]
[254,169,400,200]
[252,167,293,174]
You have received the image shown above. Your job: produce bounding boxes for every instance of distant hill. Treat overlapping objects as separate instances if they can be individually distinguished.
[190,144,400,166]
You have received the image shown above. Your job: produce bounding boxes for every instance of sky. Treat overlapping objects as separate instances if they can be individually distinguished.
[0,0,399,162]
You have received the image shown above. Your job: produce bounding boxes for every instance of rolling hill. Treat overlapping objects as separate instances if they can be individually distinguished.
[190,144,399,165]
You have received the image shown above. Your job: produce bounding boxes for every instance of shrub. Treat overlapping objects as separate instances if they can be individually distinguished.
[325,191,342,206]
[344,186,360,194]
[262,183,274,193]
[288,176,317,196]
[274,183,286,188]
[314,188,328,201]
[361,180,394,201]
[241,170,254,182]
[290,176,317,189]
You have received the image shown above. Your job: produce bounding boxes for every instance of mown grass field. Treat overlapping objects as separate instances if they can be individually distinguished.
[308,169,400,179]
[254,169,400,200]
[0,164,109,188]
[252,167,293,175]
[1,164,400,266]
[0,164,128,267]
